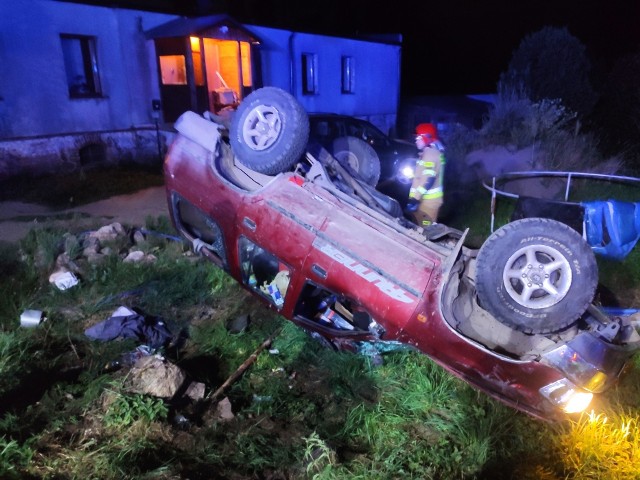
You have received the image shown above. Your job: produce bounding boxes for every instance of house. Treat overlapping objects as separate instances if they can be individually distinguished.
[0,0,402,179]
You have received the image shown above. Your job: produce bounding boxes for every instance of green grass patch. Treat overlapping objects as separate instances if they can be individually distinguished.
[1,218,640,479]
[0,165,164,208]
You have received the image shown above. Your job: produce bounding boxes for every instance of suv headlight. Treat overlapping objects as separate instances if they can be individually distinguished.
[543,343,609,393]
[539,378,593,414]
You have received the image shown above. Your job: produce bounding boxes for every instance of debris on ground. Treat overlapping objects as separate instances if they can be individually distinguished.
[208,328,281,402]
[84,305,173,348]
[104,345,155,372]
[49,269,79,290]
[214,397,234,422]
[125,355,205,400]
[20,309,45,328]
[89,222,126,243]
[126,355,184,398]
[53,222,164,267]
[123,250,157,264]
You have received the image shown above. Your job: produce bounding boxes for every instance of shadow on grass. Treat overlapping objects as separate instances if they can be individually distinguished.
[0,165,165,208]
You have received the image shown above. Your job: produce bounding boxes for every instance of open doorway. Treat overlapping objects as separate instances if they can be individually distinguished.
[152,24,258,122]
[200,37,253,114]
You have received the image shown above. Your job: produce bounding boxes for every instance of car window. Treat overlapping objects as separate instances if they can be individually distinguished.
[294,282,377,331]
[173,194,227,267]
[344,120,388,146]
[239,236,291,310]
[360,122,388,145]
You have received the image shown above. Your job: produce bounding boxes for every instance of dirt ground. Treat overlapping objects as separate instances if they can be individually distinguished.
[0,186,168,244]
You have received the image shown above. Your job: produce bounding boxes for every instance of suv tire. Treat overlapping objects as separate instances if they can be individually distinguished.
[331,136,381,186]
[476,217,598,334]
[230,87,309,175]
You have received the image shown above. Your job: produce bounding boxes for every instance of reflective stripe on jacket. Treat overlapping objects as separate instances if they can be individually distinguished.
[409,145,445,200]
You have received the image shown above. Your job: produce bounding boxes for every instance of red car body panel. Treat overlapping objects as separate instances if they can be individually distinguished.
[164,134,570,420]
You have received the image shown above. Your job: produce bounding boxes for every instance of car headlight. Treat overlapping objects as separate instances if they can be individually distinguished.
[543,343,609,393]
[539,378,593,414]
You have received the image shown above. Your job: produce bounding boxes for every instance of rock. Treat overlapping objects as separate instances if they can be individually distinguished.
[123,250,146,263]
[126,355,185,398]
[82,236,100,256]
[56,252,82,273]
[133,230,146,245]
[144,253,158,264]
[89,222,125,243]
[185,381,206,401]
[214,397,234,421]
[123,250,157,264]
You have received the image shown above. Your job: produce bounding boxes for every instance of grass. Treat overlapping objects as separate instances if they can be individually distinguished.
[0,219,640,478]
[0,164,164,208]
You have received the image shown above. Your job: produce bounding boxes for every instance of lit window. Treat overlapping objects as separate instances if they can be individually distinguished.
[159,55,187,85]
[60,34,102,97]
[302,53,318,95]
[341,56,354,93]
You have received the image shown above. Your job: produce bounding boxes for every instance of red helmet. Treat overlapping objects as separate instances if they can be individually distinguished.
[416,123,438,142]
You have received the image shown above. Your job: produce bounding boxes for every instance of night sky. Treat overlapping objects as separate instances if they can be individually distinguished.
[221,0,640,95]
[81,0,640,95]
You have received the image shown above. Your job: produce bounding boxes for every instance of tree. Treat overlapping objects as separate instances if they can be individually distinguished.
[589,51,640,159]
[500,26,598,117]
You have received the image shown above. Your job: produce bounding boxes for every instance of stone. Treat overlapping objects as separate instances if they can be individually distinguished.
[185,381,206,401]
[126,355,185,398]
[214,397,234,421]
[123,250,146,263]
[89,222,125,243]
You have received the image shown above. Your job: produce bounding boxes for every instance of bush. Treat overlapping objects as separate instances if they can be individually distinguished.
[452,87,622,175]
[500,26,597,117]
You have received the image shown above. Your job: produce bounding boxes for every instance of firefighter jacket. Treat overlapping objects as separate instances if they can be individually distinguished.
[409,143,445,201]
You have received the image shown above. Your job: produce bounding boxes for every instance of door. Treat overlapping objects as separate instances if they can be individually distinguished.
[202,38,253,113]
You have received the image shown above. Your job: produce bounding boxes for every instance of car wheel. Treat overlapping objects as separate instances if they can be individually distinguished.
[230,87,309,175]
[475,218,598,334]
[331,136,381,186]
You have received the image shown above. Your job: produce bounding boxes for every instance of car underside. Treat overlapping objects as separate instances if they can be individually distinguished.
[164,88,640,421]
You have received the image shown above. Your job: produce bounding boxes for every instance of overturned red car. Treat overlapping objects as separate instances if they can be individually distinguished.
[164,87,640,420]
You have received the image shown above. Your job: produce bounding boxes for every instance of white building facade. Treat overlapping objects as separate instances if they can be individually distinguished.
[0,0,402,178]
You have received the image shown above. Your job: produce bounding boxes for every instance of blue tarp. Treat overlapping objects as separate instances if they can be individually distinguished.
[582,200,640,261]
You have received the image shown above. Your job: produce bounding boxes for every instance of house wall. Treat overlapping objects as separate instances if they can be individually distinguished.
[0,0,175,178]
[247,25,401,136]
[0,1,402,178]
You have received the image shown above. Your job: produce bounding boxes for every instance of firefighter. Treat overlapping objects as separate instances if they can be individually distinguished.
[406,123,445,226]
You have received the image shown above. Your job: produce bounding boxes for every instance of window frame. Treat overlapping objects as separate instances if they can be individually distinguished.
[341,55,355,94]
[301,52,318,95]
[238,236,291,310]
[60,34,102,98]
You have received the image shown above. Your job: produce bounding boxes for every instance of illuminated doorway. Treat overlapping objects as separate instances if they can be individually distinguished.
[201,38,253,113]
[149,16,259,122]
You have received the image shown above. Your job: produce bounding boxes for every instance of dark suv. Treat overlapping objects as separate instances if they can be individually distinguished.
[308,114,417,206]
[165,87,640,421]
